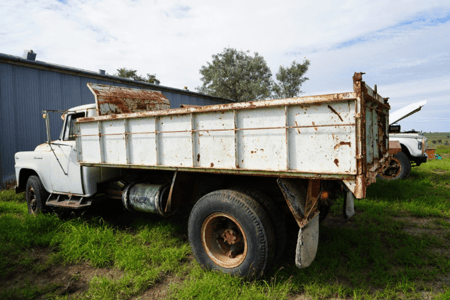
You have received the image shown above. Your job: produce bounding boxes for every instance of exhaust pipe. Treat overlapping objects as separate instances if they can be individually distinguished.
[122,183,174,216]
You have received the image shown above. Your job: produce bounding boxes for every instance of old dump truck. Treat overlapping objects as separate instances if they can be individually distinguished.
[15,73,390,277]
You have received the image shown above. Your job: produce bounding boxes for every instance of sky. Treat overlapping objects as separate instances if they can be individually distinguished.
[1,0,449,132]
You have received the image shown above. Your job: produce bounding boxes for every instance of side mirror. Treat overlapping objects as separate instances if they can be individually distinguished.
[42,110,51,144]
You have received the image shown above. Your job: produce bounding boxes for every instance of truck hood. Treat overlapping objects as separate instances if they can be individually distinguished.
[389,100,426,125]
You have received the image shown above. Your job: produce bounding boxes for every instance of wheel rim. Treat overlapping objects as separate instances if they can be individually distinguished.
[201,212,247,268]
[28,186,38,213]
[379,157,402,179]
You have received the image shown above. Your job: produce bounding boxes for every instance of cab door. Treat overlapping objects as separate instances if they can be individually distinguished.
[50,112,84,194]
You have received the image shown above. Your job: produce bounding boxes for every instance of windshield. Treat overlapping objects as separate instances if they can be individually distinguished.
[62,112,85,141]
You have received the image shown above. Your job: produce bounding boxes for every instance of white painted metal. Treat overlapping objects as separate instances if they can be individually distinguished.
[389,100,427,125]
[77,98,359,176]
[389,101,428,161]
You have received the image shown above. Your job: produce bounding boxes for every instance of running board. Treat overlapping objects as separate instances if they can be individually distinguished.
[46,194,93,209]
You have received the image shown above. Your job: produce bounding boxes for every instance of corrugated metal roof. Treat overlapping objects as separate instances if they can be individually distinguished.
[0,52,234,103]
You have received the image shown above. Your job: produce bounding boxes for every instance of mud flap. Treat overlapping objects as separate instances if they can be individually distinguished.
[343,190,355,219]
[295,213,319,268]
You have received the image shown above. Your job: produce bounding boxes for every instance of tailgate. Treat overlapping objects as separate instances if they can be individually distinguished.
[350,73,390,197]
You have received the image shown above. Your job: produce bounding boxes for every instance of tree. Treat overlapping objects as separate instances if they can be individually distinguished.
[115,68,160,84]
[197,48,310,102]
[272,59,310,99]
[196,48,273,102]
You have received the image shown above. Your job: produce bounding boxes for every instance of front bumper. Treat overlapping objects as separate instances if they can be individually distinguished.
[413,154,428,166]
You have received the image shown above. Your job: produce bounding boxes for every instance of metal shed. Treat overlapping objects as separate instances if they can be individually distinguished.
[0,52,233,186]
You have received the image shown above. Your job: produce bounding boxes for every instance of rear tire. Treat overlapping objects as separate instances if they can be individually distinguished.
[377,151,411,180]
[188,189,274,277]
[25,175,49,215]
[229,186,286,264]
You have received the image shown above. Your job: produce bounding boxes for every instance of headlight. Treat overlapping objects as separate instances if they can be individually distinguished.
[418,141,422,150]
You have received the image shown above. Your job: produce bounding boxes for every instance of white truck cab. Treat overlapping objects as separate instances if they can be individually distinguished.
[14,103,120,206]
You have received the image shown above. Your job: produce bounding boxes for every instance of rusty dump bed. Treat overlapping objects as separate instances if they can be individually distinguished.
[88,83,170,115]
[76,73,390,198]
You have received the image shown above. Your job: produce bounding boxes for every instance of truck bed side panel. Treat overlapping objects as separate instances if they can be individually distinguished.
[77,98,359,176]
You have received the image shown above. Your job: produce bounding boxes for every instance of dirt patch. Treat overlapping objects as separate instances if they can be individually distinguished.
[1,247,190,299]
[321,213,357,229]
[431,169,447,174]
[394,217,450,241]
[132,275,183,300]
[396,216,450,228]
[0,247,124,297]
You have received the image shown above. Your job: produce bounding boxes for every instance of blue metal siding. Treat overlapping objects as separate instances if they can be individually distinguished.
[0,63,17,183]
[0,61,232,185]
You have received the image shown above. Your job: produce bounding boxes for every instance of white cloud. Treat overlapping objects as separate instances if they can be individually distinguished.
[1,0,450,131]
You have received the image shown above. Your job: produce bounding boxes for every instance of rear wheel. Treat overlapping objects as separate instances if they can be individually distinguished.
[188,189,274,277]
[377,151,411,180]
[26,175,49,215]
[229,186,286,264]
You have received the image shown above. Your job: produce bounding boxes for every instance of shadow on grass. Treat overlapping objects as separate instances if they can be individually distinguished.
[1,181,449,299]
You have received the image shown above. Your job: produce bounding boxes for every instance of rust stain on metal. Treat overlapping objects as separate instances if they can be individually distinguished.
[277,178,306,227]
[180,104,201,108]
[201,212,247,267]
[334,141,352,150]
[77,91,357,123]
[305,179,320,220]
[327,105,343,121]
[210,162,214,167]
[312,122,318,131]
[294,121,301,134]
[197,154,201,162]
[87,83,170,116]
[334,159,339,167]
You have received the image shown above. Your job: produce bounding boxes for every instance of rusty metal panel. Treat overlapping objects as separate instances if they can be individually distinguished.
[78,97,359,174]
[101,119,127,164]
[87,83,170,116]
[158,114,192,167]
[195,111,235,169]
[366,106,374,164]
[128,118,157,165]
[287,101,357,174]
[237,106,287,170]
[76,122,101,163]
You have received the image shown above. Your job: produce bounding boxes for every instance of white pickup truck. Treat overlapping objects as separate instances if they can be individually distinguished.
[14,73,390,277]
[377,101,428,180]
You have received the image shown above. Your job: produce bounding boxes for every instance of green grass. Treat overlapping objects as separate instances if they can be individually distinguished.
[1,147,449,299]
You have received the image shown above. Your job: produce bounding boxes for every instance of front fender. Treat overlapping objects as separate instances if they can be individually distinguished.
[399,140,422,158]
[15,148,53,194]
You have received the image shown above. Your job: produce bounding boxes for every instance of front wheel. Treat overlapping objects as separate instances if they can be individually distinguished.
[26,175,49,215]
[188,189,274,277]
[377,151,411,180]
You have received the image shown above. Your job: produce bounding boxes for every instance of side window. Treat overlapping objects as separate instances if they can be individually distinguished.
[63,112,85,141]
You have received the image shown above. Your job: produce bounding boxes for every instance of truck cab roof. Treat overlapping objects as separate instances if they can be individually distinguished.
[68,103,96,113]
